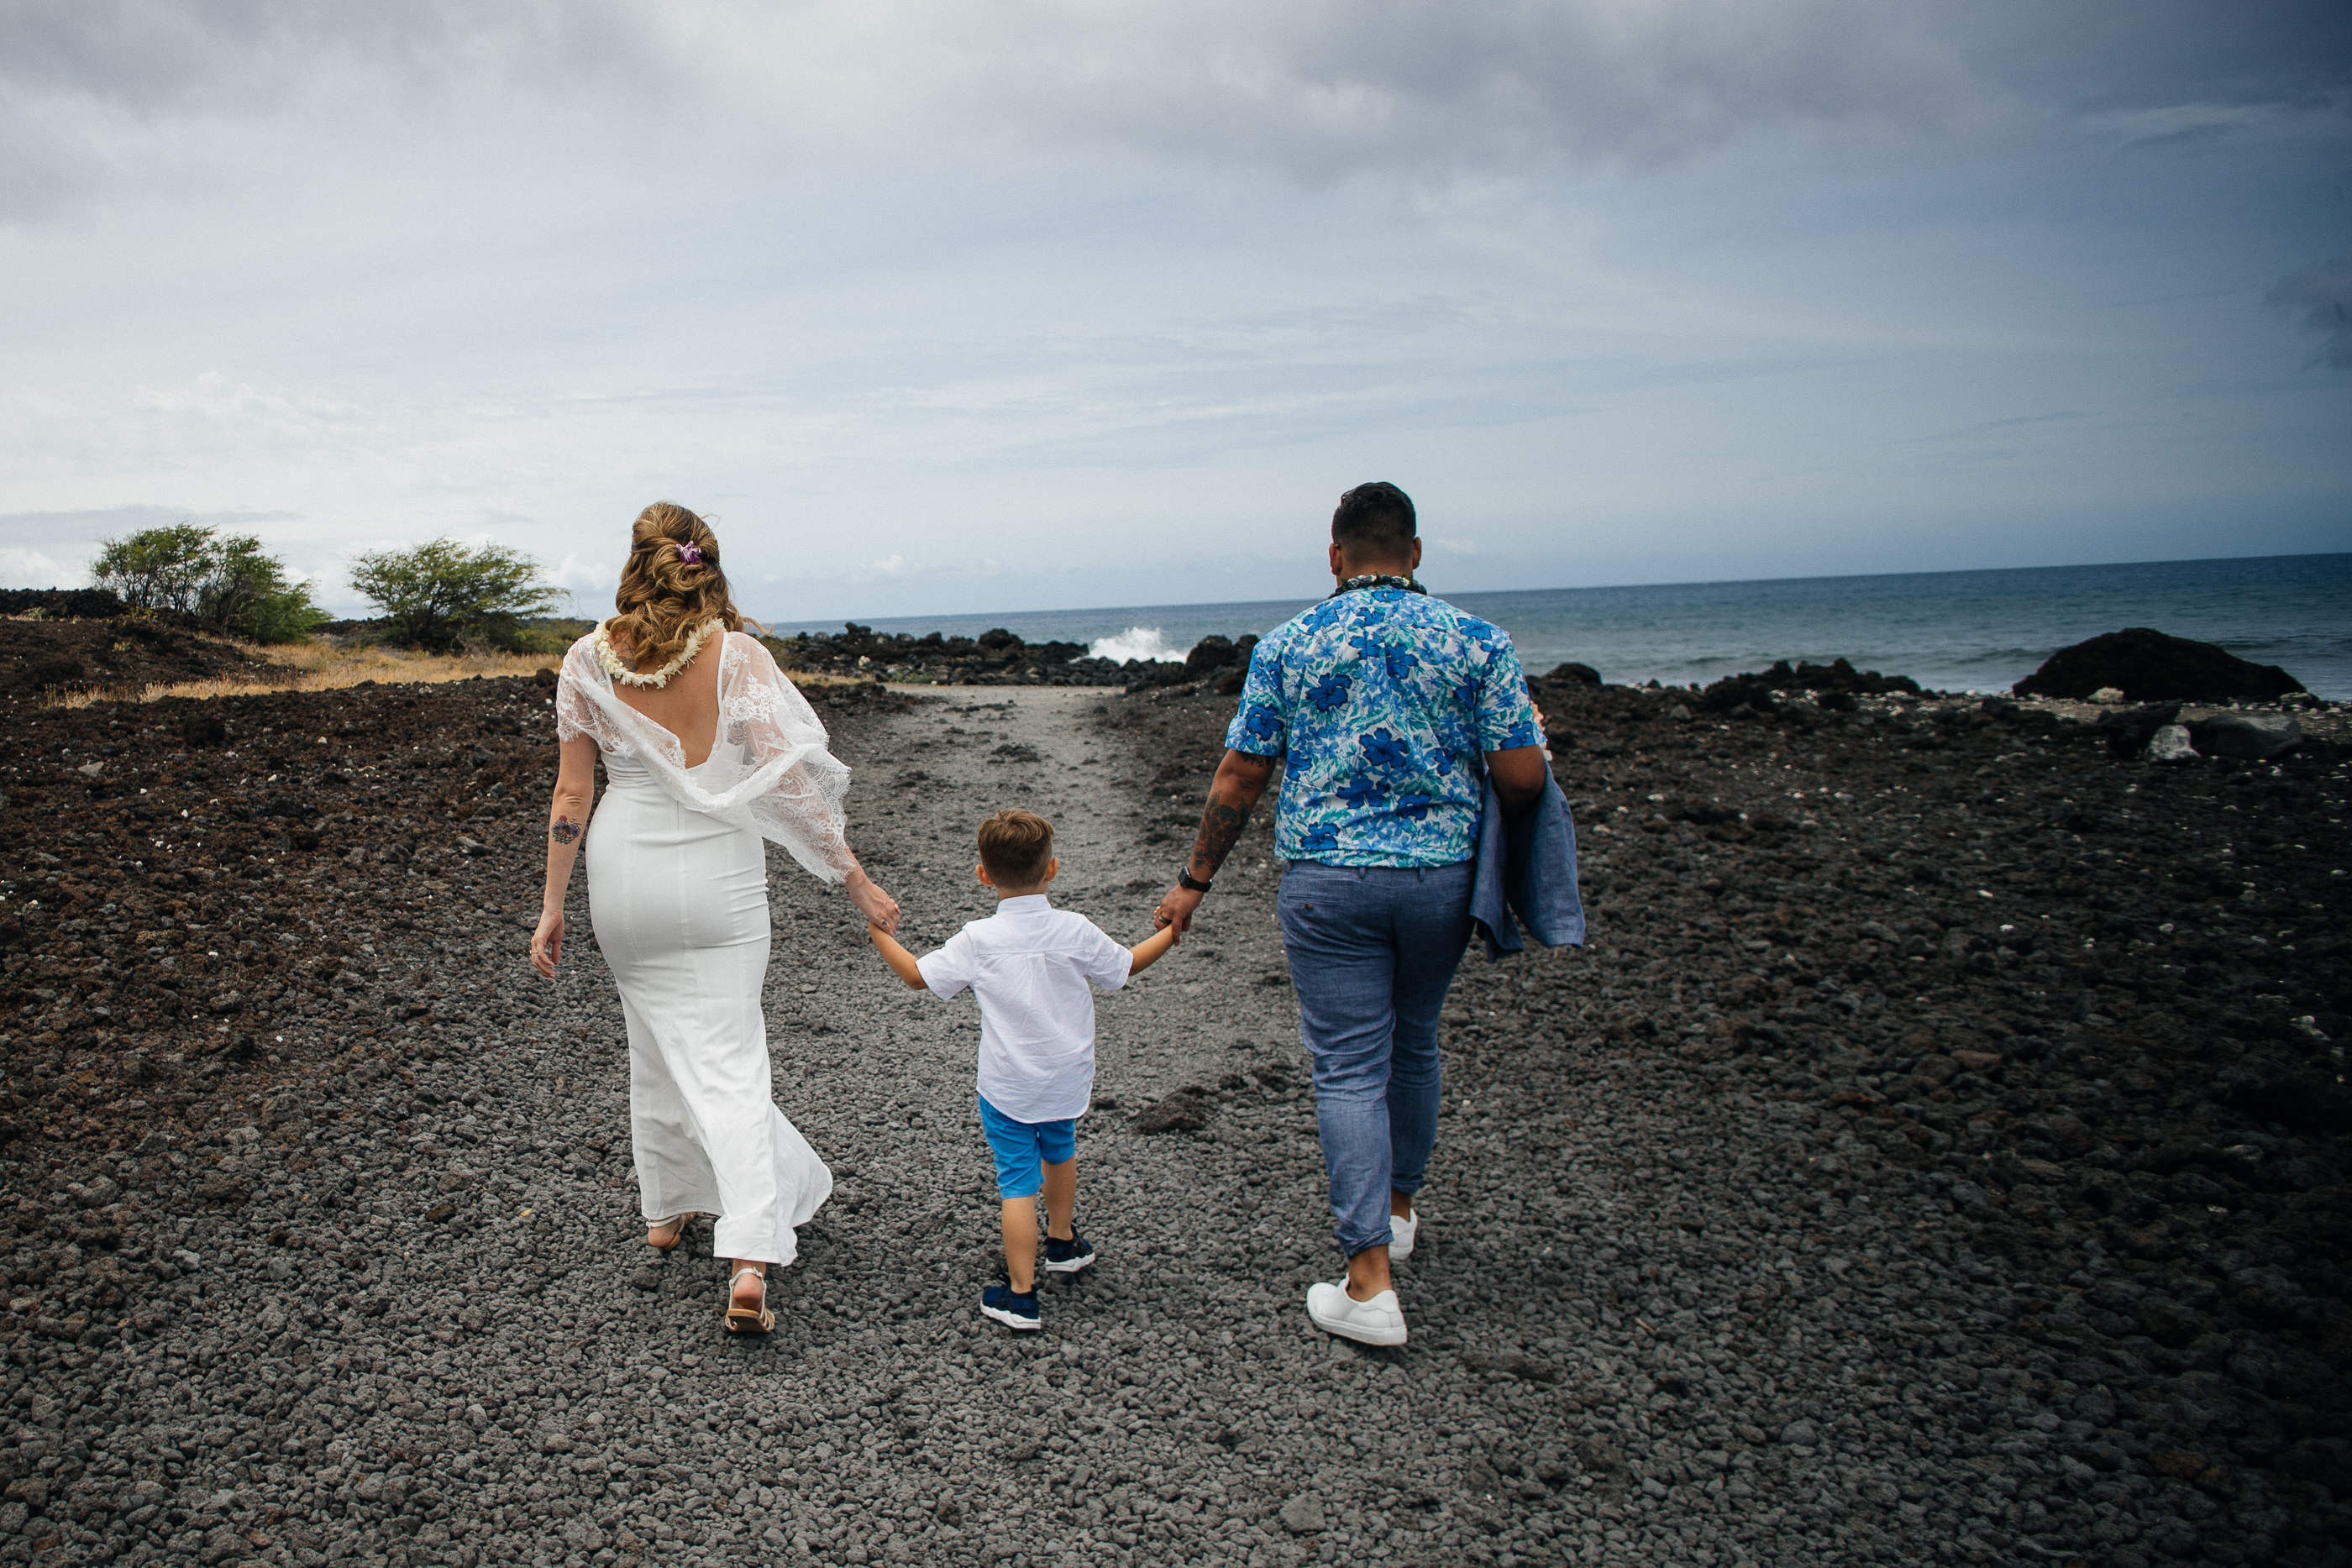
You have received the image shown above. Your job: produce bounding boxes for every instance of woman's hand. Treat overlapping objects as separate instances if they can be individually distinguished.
[845,867,901,934]
[531,906,566,978]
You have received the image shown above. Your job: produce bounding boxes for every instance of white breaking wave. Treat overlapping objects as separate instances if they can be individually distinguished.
[1089,626,1180,663]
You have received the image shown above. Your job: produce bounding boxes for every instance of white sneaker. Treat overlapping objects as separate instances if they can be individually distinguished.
[1306,1279,1408,1346]
[1389,1207,1420,1262]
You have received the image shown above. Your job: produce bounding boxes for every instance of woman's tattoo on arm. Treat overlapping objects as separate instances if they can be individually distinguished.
[550,815,581,847]
[1190,800,1250,878]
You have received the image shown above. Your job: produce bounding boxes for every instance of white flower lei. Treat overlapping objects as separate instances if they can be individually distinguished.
[592,618,720,689]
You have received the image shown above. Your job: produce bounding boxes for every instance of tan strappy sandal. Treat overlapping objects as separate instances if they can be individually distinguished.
[723,1262,774,1335]
[646,1214,692,1251]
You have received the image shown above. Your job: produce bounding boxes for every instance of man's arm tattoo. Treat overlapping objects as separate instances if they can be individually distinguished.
[550,815,581,847]
[1189,800,1250,878]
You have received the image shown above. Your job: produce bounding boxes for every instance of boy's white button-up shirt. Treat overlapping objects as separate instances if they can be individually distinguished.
[916,894,1133,1123]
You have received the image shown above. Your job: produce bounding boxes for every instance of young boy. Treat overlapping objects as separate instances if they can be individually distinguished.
[869,807,1177,1329]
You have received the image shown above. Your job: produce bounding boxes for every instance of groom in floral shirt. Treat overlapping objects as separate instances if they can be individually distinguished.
[1157,481,1551,1345]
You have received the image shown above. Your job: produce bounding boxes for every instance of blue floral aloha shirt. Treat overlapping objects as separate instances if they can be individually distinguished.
[1226,587,1542,867]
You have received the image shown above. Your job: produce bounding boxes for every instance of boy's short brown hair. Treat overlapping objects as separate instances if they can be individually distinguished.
[978,808,1054,888]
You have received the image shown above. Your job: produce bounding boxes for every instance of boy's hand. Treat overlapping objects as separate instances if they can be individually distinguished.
[1127,919,1180,977]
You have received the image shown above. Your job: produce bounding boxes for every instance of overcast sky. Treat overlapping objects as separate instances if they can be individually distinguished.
[3,1,2348,621]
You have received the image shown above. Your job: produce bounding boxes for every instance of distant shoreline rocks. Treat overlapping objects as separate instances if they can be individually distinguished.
[8,586,2328,715]
[1697,658,1922,719]
[777,623,1260,692]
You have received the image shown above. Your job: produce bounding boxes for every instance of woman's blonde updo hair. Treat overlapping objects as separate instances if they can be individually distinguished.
[606,501,744,671]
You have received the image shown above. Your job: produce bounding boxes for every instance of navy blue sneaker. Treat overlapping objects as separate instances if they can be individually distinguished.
[1042,1232,1095,1275]
[981,1277,1041,1330]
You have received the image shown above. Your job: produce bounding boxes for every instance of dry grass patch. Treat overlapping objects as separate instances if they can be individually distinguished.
[41,640,556,708]
[42,635,871,708]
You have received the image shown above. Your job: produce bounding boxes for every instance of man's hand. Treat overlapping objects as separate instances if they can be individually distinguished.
[1153,885,1204,937]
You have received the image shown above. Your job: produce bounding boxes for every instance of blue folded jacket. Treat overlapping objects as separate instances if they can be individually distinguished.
[1470,772,1586,962]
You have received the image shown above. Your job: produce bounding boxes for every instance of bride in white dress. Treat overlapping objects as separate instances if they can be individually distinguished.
[528,502,900,1334]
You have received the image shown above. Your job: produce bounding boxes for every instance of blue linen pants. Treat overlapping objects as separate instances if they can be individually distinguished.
[1276,859,1475,1259]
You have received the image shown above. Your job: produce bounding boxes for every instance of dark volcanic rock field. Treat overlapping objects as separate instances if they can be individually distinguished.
[0,621,286,702]
[1116,674,2352,1567]
[0,665,2348,1568]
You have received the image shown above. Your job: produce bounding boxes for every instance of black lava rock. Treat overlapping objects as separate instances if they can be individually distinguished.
[1185,633,1257,677]
[2013,627,2304,702]
[1699,658,1919,714]
[1185,635,1238,675]
[2093,700,2183,758]
[2189,711,2303,759]
[780,623,1129,685]
[0,587,127,619]
[1134,1087,1212,1133]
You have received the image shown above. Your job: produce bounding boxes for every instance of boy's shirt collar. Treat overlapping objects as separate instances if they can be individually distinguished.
[995,893,1053,915]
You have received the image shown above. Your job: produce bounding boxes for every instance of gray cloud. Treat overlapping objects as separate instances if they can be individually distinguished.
[1950,0,2351,122]
[0,1,663,218]
[2269,259,2352,370]
[4,0,2344,222]
[908,2,1986,176]
[3,0,2342,618]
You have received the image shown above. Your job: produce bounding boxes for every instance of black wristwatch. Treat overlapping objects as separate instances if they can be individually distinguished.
[1176,868,1213,894]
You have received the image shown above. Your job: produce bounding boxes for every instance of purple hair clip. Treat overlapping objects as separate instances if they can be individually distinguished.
[677,543,703,565]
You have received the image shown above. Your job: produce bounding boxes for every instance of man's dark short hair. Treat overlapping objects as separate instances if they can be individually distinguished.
[1331,482,1416,557]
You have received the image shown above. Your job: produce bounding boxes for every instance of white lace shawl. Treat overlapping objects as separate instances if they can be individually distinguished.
[554,629,856,883]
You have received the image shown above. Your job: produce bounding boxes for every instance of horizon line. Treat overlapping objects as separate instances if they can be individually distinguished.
[744,547,2352,631]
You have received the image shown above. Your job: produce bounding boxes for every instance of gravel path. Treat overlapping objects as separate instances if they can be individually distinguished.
[5,675,2347,1568]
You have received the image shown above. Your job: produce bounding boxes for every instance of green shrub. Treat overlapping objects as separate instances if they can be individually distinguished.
[349,539,564,653]
[199,537,330,644]
[506,624,580,657]
[92,523,221,616]
[91,524,327,643]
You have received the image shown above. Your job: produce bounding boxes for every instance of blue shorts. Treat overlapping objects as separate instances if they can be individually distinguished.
[978,1094,1077,1200]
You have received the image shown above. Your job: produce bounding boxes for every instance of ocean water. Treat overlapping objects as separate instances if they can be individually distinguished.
[767,552,2352,699]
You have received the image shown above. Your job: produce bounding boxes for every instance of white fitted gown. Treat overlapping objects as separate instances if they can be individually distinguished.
[556,630,852,1266]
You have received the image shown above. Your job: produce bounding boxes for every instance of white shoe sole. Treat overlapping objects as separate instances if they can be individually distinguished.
[1041,1251,1095,1275]
[980,1303,1041,1331]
